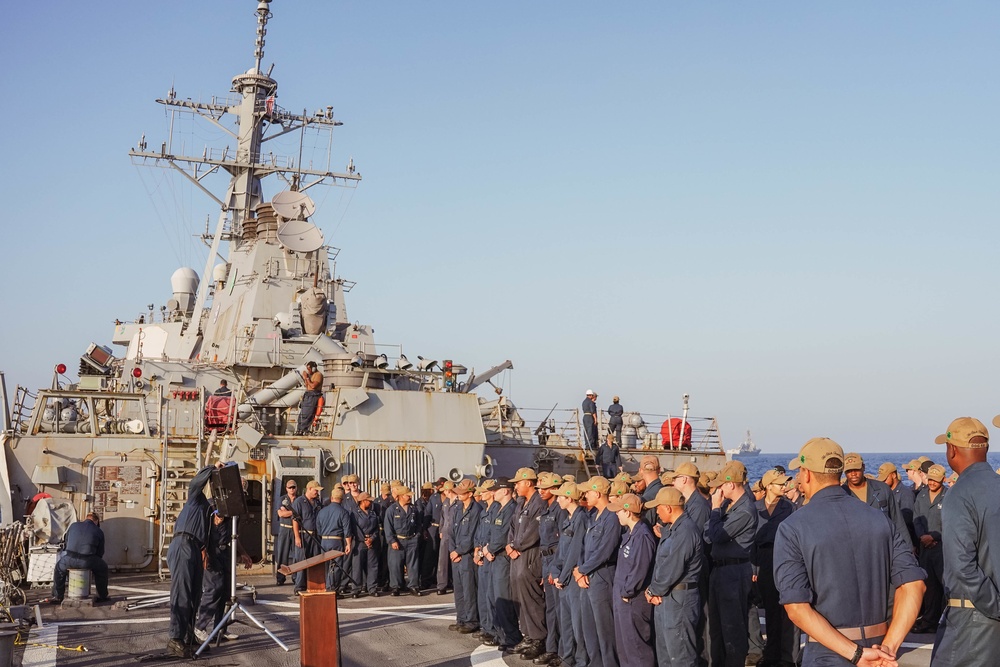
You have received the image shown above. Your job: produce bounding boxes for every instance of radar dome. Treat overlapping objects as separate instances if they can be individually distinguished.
[171,268,200,295]
[212,264,230,283]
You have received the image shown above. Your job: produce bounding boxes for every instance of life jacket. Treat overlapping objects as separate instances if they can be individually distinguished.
[660,418,692,450]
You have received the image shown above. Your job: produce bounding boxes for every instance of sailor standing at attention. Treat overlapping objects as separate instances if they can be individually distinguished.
[350,492,381,597]
[597,432,624,479]
[484,477,522,651]
[775,438,925,667]
[610,493,656,667]
[931,417,1000,666]
[842,453,913,548]
[575,476,621,667]
[316,488,353,592]
[704,460,758,667]
[450,479,483,633]
[295,361,323,435]
[911,463,948,634]
[582,390,599,450]
[508,467,548,661]
[291,480,325,595]
[535,472,565,666]
[166,462,223,659]
[553,481,591,667]
[607,396,625,446]
[473,480,498,643]
[644,487,703,667]
[384,485,423,596]
[274,479,298,585]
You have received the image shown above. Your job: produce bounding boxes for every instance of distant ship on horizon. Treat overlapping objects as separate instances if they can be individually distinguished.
[728,429,761,458]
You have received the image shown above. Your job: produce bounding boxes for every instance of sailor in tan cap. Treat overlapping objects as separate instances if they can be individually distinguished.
[508,467,547,659]
[384,484,421,596]
[774,437,925,665]
[932,417,1000,664]
[704,460,757,667]
[911,463,948,634]
[551,482,587,665]
[753,469,797,665]
[609,492,656,667]
[644,486,702,666]
[842,452,912,547]
[635,455,663,526]
[669,461,711,534]
[574,475,620,667]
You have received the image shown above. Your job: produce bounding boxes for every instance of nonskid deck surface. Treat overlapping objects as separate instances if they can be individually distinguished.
[12,574,936,666]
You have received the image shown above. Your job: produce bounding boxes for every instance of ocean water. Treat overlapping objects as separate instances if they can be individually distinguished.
[734,452,1000,487]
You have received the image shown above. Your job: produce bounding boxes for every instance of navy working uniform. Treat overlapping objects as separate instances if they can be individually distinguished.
[384,499,421,592]
[613,519,656,667]
[705,492,757,667]
[274,489,297,585]
[931,460,1000,666]
[556,504,591,667]
[490,498,522,648]
[582,394,598,449]
[426,490,444,589]
[437,494,454,594]
[452,498,483,629]
[316,500,353,591]
[607,400,624,445]
[647,512,703,667]
[753,495,798,667]
[291,493,324,593]
[913,482,947,630]
[578,505,622,667]
[891,480,918,545]
[351,502,381,595]
[539,495,564,660]
[510,491,547,647]
[842,476,913,548]
[774,485,925,666]
[168,465,216,650]
[196,509,235,636]
[640,477,663,528]
[52,516,109,601]
[597,440,623,479]
[476,499,498,640]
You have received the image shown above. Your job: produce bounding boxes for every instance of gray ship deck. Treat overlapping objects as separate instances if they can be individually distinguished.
[11,574,935,666]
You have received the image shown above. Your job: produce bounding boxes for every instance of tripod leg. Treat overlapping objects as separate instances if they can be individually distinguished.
[236,604,290,651]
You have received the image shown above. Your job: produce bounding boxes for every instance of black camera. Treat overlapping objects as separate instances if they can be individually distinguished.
[210,464,248,518]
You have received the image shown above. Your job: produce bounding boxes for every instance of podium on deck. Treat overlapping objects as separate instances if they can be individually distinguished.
[279,549,345,667]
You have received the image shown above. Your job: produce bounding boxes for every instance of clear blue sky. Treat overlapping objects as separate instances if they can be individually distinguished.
[2,2,998,453]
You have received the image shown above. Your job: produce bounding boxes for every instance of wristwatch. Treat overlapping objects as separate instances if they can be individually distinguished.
[849,644,863,665]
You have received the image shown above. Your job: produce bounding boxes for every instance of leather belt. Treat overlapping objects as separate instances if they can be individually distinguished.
[713,557,750,567]
[947,599,976,609]
[541,547,556,557]
[431,523,440,527]
[396,534,416,540]
[672,583,697,591]
[279,524,293,529]
[807,622,887,642]
[320,535,344,541]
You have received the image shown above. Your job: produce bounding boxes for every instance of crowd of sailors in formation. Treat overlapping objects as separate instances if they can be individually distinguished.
[270,418,999,667]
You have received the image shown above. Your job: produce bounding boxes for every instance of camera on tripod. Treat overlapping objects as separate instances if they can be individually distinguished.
[210,463,248,518]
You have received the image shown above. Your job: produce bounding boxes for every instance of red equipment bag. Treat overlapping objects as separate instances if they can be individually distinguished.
[660,418,692,450]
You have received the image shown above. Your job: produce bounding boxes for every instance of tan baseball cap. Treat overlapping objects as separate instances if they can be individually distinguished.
[926,464,947,482]
[844,453,864,472]
[609,480,629,497]
[344,474,360,483]
[393,486,413,497]
[902,459,921,471]
[476,479,497,494]
[639,455,660,472]
[441,480,456,491]
[556,482,582,500]
[356,492,372,502]
[643,486,685,509]
[877,462,897,482]
[330,488,344,501]
[614,472,633,484]
[789,437,845,474]
[537,473,563,490]
[608,493,643,513]
[659,471,677,485]
[583,476,611,494]
[306,480,324,491]
[514,467,538,481]
[674,462,700,478]
[708,461,747,488]
[380,483,391,494]
[917,456,932,464]
[421,482,434,490]
[455,479,476,494]
[762,469,790,487]
[935,417,990,449]
[561,474,576,484]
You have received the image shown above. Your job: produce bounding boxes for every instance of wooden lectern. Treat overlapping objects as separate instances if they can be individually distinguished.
[279,549,345,667]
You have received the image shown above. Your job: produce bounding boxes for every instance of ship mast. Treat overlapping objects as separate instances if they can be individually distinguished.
[129,0,361,344]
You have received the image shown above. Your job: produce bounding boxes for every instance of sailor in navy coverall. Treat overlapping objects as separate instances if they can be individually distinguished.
[384,486,422,595]
[575,476,621,667]
[645,486,703,667]
[291,480,325,593]
[775,437,925,667]
[536,473,565,664]
[485,478,522,649]
[316,489,353,591]
[274,480,298,585]
[350,493,381,596]
[166,463,220,657]
[932,417,1000,666]
[474,481,498,639]
[509,468,548,658]
[51,512,110,602]
[450,480,482,630]
[610,493,656,667]
[704,461,758,667]
[553,482,591,667]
